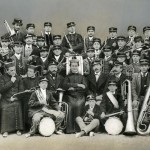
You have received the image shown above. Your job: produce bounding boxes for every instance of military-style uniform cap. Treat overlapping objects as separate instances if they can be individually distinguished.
[117,52,126,57]
[25,34,33,39]
[53,35,61,40]
[5,61,15,69]
[12,18,23,26]
[26,23,35,29]
[49,61,58,66]
[93,38,101,44]
[67,22,76,28]
[44,22,52,27]
[87,26,95,31]
[143,26,150,33]
[134,36,143,43]
[103,45,112,52]
[28,65,37,70]
[117,36,126,41]
[13,41,23,46]
[108,80,117,86]
[53,45,61,51]
[86,95,96,101]
[37,36,45,41]
[128,25,136,32]
[132,50,140,56]
[140,59,149,65]
[109,27,117,32]
[39,77,49,83]
[40,46,49,52]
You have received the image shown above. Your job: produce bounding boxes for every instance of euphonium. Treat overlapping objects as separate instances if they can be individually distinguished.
[57,88,68,130]
[137,84,150,135]
[122,79,136,135]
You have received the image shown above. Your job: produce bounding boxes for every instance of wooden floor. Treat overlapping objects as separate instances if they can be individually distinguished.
[0,133,149,150]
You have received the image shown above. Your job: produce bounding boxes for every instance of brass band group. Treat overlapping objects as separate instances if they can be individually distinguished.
[0,18,150,138]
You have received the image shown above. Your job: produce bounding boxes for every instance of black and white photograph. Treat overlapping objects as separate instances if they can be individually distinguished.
[0,0,150,150]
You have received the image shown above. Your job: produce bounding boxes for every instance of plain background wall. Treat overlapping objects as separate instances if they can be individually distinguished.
[0,0,149,41]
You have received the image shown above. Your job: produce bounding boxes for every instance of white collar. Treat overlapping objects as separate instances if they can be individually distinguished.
[40,88,46,92]
[105,56,111,60]
[115,73,121,78]
[95,71,101,76]
[69,32,75,34]
[41,57,47,62]
[15,53,21,59]
[141,72,148,77]
[89,36,93,40]
[45,32,51,35]
[25,44,32,48]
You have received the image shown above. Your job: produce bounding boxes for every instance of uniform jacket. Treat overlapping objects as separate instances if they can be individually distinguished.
[100,92,124,114]
[132,72,150,101]
[81,104,101,119]
[62,33,84,54]
[28,89,59,118]
[87,71,108,96]
[45,73,64,91]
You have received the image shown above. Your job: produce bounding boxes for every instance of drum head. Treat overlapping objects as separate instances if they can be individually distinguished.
[39,117,55,137]
[104,117,123,135]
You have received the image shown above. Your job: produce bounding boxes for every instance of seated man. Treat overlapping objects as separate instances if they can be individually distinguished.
[75,95,100,138]
[87,60,108,104]
[100,80,126,133]
[62,57,87,133]
[0,62,24,137]
[26,77,65,137]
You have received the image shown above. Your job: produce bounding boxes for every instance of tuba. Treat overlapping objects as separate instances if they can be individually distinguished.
[57,88,68,130]
[136,84,150,135]
[122,79,136,135]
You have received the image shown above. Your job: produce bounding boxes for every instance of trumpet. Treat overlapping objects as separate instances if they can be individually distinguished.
[137,84,150,135]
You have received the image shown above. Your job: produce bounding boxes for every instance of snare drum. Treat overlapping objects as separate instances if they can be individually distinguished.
[104,117,123,135]
[39,117,55,137]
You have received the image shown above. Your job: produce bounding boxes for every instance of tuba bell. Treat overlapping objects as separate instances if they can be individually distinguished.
[136,84,150,135]
[122,79,136,135]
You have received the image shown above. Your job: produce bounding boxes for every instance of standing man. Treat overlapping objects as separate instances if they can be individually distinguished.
[106,27,118,51]
[43,22,53,48]
[62,22,84,54]
[0,62,24,137]
[132,59,150,124]
[87,60,108,104]
[4,18,24,43]
[85,26,96,49]
[143,26,150,43]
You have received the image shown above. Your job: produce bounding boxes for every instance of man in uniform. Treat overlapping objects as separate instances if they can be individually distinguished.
[143,26,150,43]
[85,26,96,50]
[4,18,24,43]
[106,27,118,51]
[132,59,150,124]
[43,22,53,48]
[62,22,84,54]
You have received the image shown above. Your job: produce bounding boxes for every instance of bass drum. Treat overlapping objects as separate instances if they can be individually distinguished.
[104,117,123,135]
[39,117,55,137]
